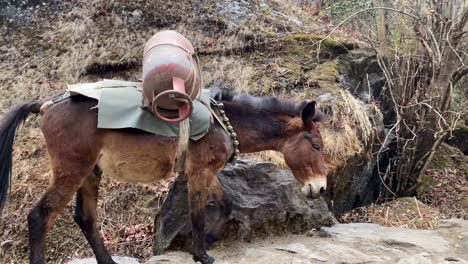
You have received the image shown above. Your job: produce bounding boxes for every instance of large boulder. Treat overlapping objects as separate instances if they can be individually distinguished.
[299,50,387,215]
[446,124,468,155]
[153,160,333,254]
[338,49,388,112]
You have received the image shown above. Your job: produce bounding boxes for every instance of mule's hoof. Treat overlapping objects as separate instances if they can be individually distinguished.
[193,254,215,264]
[202,256,215,264]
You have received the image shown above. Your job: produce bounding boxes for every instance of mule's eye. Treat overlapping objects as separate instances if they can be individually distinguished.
[312,143,321,151]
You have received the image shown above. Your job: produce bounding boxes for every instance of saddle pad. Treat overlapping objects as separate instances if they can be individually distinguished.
[68,80,212,141]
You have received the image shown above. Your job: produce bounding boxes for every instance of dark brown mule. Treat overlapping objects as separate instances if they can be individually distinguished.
[0,89,327,264]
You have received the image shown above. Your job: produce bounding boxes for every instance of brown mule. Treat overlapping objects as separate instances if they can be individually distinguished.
[0,89,327,264]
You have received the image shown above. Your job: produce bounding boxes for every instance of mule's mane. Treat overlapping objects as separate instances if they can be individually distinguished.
[211,88,306,117]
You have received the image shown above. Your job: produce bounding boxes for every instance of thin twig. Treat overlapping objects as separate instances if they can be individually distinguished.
[311,7,419,48]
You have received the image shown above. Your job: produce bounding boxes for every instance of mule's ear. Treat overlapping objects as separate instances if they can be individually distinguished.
[301,101,316,127]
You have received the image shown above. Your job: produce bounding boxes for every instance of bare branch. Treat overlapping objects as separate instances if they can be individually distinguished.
[453,7,468,34]
[312,7,419,48]
[452,30,468,43]
[414,25,435,60]
[423,24,443,64]
[446,23,466,66]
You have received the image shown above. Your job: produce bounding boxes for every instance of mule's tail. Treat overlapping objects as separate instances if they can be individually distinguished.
[0,100,43,214]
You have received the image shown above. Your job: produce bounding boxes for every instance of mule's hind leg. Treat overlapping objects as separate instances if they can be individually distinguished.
[74,166,116,264]
[28,170,90,264]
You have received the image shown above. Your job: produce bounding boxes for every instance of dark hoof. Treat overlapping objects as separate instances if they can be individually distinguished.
[202,256,215,264]
[203,256,215,264]
[193,254,215,264]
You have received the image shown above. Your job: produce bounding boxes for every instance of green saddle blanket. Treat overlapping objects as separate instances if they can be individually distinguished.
[67,79,212,141]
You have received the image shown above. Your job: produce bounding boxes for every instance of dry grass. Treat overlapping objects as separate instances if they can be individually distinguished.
[201,57,258,93]
[244,151,288,169]
[320,89,375,168]
[339,197,440,230]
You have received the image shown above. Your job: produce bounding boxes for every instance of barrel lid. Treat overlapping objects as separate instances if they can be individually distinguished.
[143,30,195,56]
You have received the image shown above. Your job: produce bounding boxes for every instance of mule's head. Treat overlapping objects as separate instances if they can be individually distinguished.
[282,101,327,199]
[204,193,233,247]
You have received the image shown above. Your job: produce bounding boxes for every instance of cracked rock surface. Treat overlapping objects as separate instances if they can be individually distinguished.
[69,218,467,264]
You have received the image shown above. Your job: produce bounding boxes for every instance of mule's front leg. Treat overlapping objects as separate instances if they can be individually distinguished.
[188,183,215,264]
[186,126,232,264]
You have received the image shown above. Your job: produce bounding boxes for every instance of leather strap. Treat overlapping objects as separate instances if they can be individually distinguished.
[207,98,229,133]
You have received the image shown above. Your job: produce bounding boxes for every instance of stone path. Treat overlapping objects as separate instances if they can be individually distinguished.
[69,219,468,264]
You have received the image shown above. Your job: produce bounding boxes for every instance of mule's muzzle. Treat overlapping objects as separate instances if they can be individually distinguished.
[301,178,327,199]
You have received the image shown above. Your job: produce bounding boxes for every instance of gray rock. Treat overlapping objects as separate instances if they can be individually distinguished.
[306,228,318,237]
[322,223,449,253]
[318,229,331,238]
[464,232,468,256]
[146,255,186,263]
[274,243,328,262]
[328,157,382,215]
[382,239,417,248]
[153,160,333,254]
[69,221,467,264]
[439,219,463,229]
[131,9,142,18]
[68,256,140,264]
[129,9,143,24]
[216,0,252,24]
[315,242,387,263]
[446,124,468,154]
[445,256,463,262]
[316,92,336,102]
[329,48,388,215]
[309,254,328,262]
[338,49,386,103]
[397,253,432,264]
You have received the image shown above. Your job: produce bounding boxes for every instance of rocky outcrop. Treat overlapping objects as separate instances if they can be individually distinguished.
[446,124,468,155]
[153,161,333,254]
[301,49,388,214]
[69,219,468,264]
[68,256,140,264]
[338,49,392,121]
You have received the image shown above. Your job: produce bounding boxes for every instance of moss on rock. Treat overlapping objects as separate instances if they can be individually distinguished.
[416,175,435,199]
[283,34,355,55]
[280,61,303,81]
[279,34,356,61]
[431,149,451,169]
[307,60,339,82]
